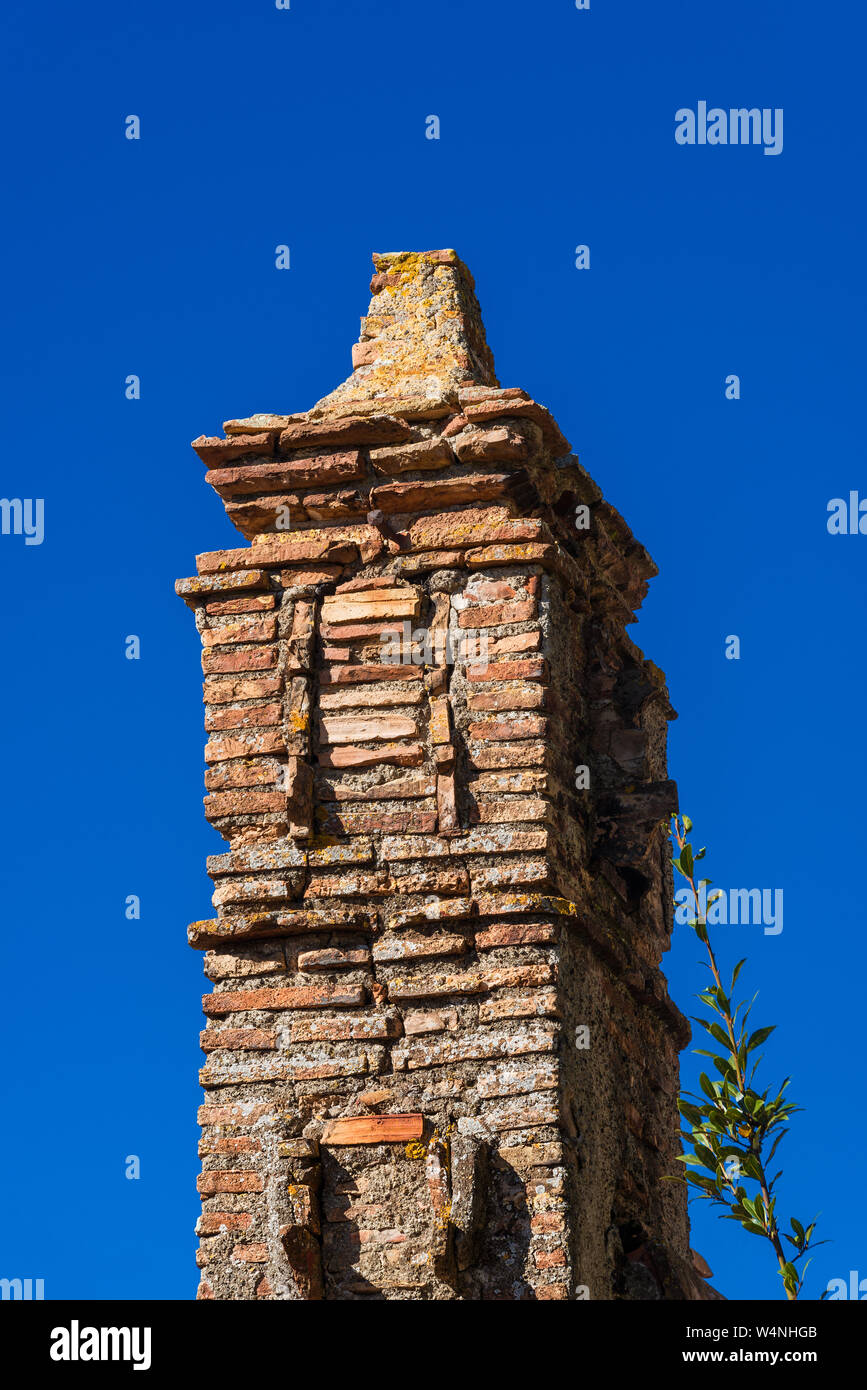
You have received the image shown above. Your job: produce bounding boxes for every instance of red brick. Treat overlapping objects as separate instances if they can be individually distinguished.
[198,1212,254,1234]
[204,763,279,791]
[467,741,547,770]
[466,580,517,602]
[205,703,282,732]
[199,1137,261,1155]
[197,539,359,575]
[205,731,286,763]
[467,688,544,712]
[533,1248,567,1269]
[278,415,411,451]
[205,594,276,617]
[202,984,366,1015]
[232,1243,269,1263]
[317,743,424,769]
[462,397,571,455]
[202,617,277,647]
[319,664,422,685]
[207,451,366,493]
[466,658,547,682]
[469,715,547,741]
[204,790,286,817]
[203,675,282,704]
[531,1212,566,1234]
[202,647,279,675]
[458,599,536,629]
[277,566,343,587]
[197,1172,263,1194]
[475,922,557,949]
[192,432,277,466]
[371,473,511,514]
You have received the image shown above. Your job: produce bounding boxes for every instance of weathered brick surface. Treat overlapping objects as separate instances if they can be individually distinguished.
[179,249,708,1303]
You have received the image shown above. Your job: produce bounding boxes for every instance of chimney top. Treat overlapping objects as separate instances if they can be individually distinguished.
[312,249,498,416]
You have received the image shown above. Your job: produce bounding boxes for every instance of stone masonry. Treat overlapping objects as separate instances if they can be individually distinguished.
[178,249,712,1300]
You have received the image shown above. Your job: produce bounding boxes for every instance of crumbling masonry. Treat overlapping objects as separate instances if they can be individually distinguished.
[178,250,712,1300]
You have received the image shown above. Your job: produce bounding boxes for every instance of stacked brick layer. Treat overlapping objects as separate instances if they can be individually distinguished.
[179,251,709,1301]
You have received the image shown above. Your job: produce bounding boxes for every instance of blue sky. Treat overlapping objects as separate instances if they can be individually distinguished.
[1,0,863,1300]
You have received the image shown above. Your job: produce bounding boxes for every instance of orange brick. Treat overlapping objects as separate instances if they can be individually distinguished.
[534,1248,567,1269]
[197,1172,263,1195]
[466,658,548,682]
[458,599,536,629]
[202,984,365,1015]
[197,1212,254,1234]
[531,1212,565,1234]
[233,1243,269,1263]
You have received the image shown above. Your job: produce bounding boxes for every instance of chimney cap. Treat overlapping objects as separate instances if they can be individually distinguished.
[312,248,498,416]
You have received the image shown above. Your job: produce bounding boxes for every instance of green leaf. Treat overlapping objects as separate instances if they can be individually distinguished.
[685,1171,716,1194]
[731,958,747,991]
[747,1025,776,1051]
[767,1130,788,1163]
[678,1100,703,1126]
[698,1073,719,1102]
[681,844,694,877]
[742,1219,767,1237]
[694,1144,717,1172]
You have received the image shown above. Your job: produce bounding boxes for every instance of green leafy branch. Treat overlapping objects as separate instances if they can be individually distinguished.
[668,814,826,1300]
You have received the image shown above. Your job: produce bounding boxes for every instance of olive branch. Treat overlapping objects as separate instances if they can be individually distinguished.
[668,814,827,1299]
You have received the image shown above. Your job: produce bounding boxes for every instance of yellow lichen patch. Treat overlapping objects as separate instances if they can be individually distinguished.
[434,1201,452,1229]
[313,249,496,414]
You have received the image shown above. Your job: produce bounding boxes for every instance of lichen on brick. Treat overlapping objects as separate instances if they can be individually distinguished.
[179,250,714,1302]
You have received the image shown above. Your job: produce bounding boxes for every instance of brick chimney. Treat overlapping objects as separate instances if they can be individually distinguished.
[178,249,710,1300]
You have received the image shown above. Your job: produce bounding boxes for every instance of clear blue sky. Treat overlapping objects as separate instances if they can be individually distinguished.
[1,0,863,1301]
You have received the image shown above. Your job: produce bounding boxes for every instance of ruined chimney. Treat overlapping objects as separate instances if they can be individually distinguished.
[178,249,709,1300]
